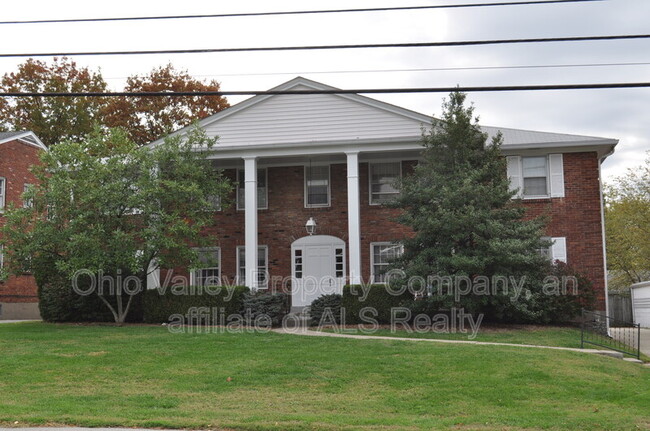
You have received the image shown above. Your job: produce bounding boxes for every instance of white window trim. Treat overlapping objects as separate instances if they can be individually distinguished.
[304,164,331,208]
[368,162,402,206]
[0,177,5,212]
[236,245,269,288]
[508,154,564,200]
[550,237,567,263]
[189,247,221,286]
[0,244,4,270]
[521,155,550,200]
[236,167,268,211]
[370,242,403,284]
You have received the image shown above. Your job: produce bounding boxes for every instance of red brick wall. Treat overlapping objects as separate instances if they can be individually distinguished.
[520,152,606,310]
[0,139,41,303]
[164,153,607,310]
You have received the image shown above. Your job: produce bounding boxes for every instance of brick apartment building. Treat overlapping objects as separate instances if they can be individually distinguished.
[0,131,45,320]
[150,77,617,313]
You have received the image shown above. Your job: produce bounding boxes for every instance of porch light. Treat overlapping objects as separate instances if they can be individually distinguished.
[305,217,317,235]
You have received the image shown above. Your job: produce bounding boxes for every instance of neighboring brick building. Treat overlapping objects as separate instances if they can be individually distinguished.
[0,131,45,320]
[150,77,617,313]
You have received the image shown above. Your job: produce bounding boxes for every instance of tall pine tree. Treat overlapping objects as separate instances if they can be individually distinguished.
[391,92,552,322]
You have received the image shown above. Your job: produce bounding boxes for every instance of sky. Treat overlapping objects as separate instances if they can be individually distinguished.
[0,0,648,183]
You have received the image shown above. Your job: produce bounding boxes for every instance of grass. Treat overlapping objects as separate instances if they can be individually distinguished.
[0,322,648,431]
[318,324,584,347]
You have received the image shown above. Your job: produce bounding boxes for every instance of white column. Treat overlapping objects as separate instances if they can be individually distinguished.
[244,156,258,290]
[346,152,362,285]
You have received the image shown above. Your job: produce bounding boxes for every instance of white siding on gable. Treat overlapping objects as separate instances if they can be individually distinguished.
[204,93,426,147]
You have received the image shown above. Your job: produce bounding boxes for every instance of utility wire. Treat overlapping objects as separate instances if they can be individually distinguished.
[0,0,602,25]
[1,33,647,58]
[2,82,650,97]
[103,60,650,80]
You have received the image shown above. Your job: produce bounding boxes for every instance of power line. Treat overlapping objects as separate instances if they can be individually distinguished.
[1,82,650,97]
[2,33,647,58]
[103,60,650,80]
[0,0,602,25]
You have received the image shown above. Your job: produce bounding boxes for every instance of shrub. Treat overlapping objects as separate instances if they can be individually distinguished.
[310,294,342,326]
[342,284,413,324]
[37,270,143,323]
[531,261,596,324]
[143,285,249,323]
[241,292,289,327]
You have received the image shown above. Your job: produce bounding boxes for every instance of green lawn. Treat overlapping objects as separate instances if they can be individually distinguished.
[0,322,648,431]
[319,324,584,347]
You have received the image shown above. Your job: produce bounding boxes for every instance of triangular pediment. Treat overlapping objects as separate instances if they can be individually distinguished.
[197,77,429,147]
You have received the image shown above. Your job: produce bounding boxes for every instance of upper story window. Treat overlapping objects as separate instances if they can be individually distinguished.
[237,168,268,210]
[522,156,548,197]
[305,165,330,208]
[191,247,221,287]
[369,162,401,205]
[506,154,564,199]
[0,177,5,211]
[370,242,403,283]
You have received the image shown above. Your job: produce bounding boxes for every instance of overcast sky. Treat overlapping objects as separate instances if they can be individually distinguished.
[0,0,648,182]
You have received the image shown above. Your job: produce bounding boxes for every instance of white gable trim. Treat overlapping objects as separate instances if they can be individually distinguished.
[0,131,47,150]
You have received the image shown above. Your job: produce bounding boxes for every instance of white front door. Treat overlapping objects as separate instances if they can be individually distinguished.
[292,235,345,308]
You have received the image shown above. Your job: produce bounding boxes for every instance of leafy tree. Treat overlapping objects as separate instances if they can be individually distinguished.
[390,92,554,322]
[605,152,650,291]
[0,57,107,147]
[101,64,229,145]
[0,127,231,323]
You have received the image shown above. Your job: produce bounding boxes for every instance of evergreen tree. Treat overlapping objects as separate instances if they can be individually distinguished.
[391,92,552,321]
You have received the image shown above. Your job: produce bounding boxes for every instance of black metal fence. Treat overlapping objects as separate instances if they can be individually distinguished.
[581,309,641,359]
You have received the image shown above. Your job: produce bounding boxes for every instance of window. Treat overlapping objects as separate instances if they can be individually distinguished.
[506,154,564,199]
[538,237,553,260]
[23,184,33,208]
[206,195,221,211]
[335,247,344,278]
[237,246,268,288]
[294,249,303,279]
[522,156,548,197]
[539,237,567,263]
[191,247,220,287]
[237,168,267,210]
[0,177,5,211]
[369,162,401,204]
[305,165,330,207]
[371,242,403,283]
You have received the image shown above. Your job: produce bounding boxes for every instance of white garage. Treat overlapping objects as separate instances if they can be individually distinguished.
[631,281,650,328]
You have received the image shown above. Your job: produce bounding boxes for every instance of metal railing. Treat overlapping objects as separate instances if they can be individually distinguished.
[581,309,641,360]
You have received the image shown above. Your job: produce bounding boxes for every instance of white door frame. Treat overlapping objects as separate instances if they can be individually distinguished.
[291,235,346,308]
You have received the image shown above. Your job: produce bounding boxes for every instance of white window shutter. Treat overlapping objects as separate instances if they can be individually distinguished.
[551,237,567,263]
[549,154,565,198]
[506,156,522,198]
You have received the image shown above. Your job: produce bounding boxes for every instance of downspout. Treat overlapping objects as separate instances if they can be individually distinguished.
[598,145,616,334]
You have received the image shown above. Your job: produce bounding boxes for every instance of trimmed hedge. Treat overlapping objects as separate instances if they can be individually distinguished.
[342,284,413,324]
[310,294,342,326]
[143,285,249,323]
[241,292,290,327]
